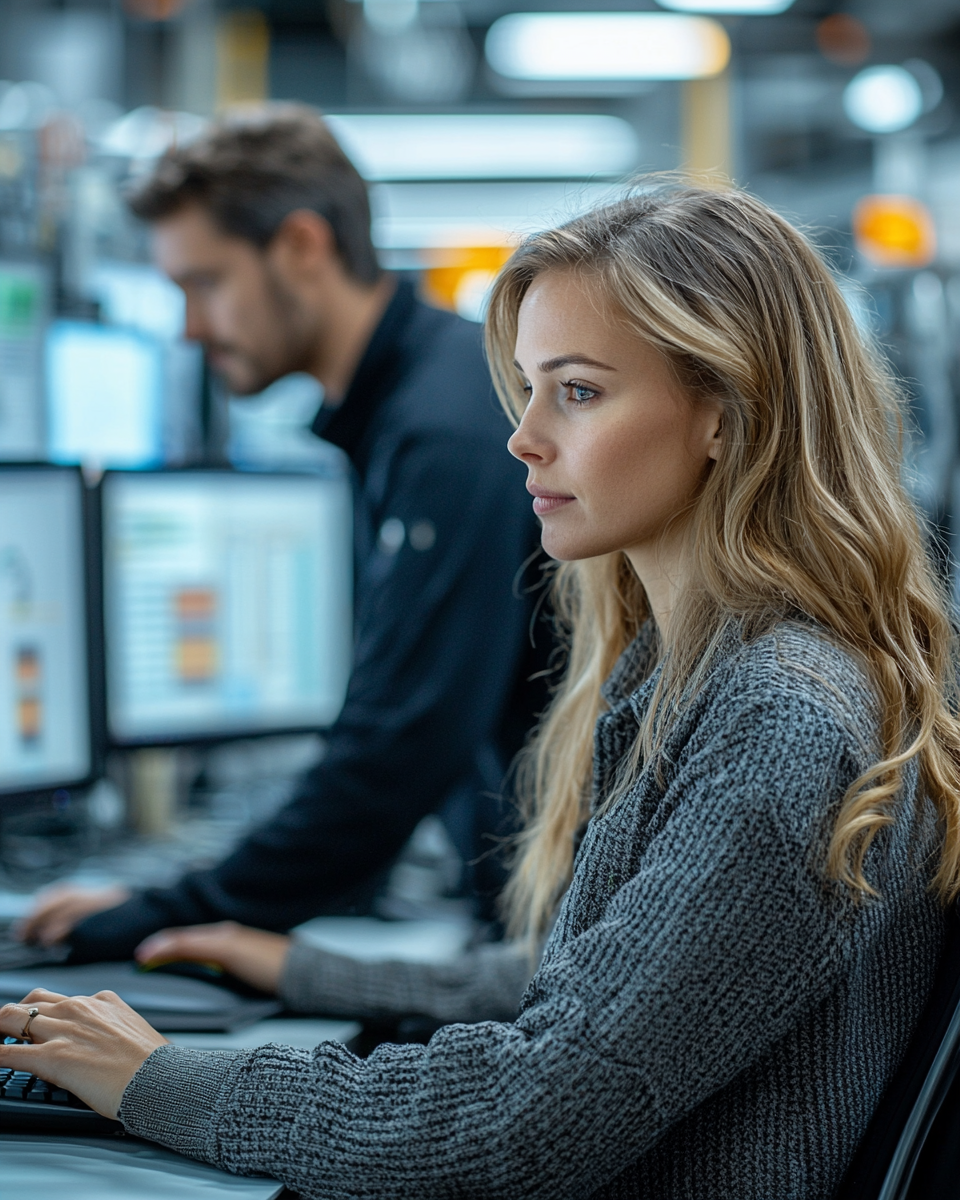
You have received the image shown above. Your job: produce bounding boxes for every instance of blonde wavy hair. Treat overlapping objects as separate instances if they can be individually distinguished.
[485,183,960,942]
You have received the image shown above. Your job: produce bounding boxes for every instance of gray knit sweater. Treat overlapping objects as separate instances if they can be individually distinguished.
[120,620,944,1199]
[279,935,533,1024]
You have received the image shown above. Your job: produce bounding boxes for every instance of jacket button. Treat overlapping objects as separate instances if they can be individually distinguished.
[378,517,405,554]
[409,520,436,551]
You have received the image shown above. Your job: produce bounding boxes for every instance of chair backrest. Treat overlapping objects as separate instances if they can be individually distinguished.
[840,903,960,1200]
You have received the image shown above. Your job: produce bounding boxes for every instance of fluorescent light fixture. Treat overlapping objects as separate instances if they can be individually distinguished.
[485,13,729,82]
[99,106,208,160]
[369,181,618,249]
[843,66,923,135]
[657,0,794,13]
[325,114,639,181]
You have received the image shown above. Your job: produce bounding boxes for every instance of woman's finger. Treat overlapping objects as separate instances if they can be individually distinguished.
[0,1000,56,1041]
[136,932,196,961]
[17,987,69,1005]
[137,926,234,965]
[0,1040,45,1070]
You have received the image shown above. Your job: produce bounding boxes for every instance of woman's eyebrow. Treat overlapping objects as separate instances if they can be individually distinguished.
[538,354,617,373]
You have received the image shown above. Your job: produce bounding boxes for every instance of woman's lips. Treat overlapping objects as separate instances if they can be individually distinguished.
[527,484,575,516]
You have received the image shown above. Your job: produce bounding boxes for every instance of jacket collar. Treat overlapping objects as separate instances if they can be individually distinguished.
[311,277,415,461]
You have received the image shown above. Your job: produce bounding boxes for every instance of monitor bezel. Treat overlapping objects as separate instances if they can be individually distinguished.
[98,465,353,750]
[0,462,101,801]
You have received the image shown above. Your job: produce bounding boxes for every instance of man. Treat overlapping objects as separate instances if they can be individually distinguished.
[22,105,545,961]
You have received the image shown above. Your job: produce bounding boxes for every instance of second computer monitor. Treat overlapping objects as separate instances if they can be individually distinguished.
[102,470,353,745]
[0,466,92,795]
[46,320,164,469]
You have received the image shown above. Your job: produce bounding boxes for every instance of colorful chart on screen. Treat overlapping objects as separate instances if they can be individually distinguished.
[102,471,352,744]
[0,468,91,793]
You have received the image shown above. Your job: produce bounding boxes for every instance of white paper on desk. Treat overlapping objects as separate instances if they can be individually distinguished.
[292,916,473,963]
[0,1134,284,1199]
[0,890,38,922]
[168,1017,361,1050]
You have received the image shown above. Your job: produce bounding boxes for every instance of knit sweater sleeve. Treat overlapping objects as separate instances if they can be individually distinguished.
[279,938,534,1022]
[119,691,866,1199]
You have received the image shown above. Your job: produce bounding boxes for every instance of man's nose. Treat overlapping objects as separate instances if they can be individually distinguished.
[183,299,210,344]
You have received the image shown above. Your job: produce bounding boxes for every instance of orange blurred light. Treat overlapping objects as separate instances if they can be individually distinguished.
[421,246,514,317]
[816,14,871,67]
[853,195,936,268]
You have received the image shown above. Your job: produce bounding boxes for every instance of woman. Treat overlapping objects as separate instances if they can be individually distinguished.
[3,183,959,1199]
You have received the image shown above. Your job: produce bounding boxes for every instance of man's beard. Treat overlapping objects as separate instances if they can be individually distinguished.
[212,269,317,396]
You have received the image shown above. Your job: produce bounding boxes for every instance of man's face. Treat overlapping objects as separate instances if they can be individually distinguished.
[152,204,316,395]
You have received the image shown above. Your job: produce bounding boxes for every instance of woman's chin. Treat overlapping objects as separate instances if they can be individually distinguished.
[540,528,608,564]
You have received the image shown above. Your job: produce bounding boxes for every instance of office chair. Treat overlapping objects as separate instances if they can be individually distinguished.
[841,902,960,1200]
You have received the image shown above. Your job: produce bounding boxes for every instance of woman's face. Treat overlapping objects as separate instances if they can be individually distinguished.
[508,270,723,565]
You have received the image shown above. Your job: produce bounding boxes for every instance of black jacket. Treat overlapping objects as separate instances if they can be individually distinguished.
[68,281,546,962]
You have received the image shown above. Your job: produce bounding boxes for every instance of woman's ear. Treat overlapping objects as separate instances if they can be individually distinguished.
[707,406,724,462]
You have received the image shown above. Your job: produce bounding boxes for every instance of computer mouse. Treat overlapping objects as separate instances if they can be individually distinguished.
[136,957,268,997]
[137,958,225,984]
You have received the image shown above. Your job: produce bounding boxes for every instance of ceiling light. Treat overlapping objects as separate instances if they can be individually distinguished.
[485,13,729,82]
[843,66,924,135]
[325,114,639,181]
[844,66,926,135]
[657,0,794,12]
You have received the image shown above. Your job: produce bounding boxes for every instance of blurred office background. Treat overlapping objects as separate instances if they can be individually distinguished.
[1,0,960,927]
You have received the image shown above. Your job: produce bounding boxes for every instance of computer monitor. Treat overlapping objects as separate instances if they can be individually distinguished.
[88,261,186,343]
[101,469,353,746]
[46,320,164,469]
[0,261,49,461]
[0,466,93,796]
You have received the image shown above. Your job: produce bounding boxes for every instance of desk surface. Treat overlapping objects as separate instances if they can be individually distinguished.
[1,1134,285,1200]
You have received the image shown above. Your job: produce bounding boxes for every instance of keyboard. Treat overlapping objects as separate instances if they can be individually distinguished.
[0,1068,123,1135]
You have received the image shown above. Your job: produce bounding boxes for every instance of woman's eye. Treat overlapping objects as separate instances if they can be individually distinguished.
[563,381,598,405]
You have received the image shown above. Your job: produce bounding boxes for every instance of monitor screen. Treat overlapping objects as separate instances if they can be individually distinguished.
[0,261,48,461]
[0,467,92,795]
[102,470,353,745]
[88,261,186,342]
[46,320,164,469]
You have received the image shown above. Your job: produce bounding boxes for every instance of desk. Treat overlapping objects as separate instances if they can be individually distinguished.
[3,1016,359,1200]
[1,1135,285,1200]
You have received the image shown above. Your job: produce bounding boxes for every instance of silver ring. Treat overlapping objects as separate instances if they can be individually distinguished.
[20,1006,39,1042]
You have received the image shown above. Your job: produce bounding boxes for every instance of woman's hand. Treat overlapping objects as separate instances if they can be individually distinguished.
[135,921,292,995]
[0,988,168,1119]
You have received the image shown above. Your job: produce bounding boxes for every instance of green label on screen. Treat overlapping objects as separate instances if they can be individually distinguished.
[0,274,39,335]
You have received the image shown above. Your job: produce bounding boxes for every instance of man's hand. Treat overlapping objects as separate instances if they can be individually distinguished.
[136,921,292,995]
[16,885,132,946]
[0,988,168,1119]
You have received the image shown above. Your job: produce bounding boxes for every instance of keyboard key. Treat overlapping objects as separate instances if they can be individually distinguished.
[49,1088,71,1105]
[27,1080,51,1101]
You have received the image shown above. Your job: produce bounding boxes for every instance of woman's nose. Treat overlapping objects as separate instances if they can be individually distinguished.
[508,400,553,465]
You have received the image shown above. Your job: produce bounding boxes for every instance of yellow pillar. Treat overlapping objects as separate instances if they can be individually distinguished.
[682,70,733,187]
[128,748,180,837]
[216,9,270,109]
